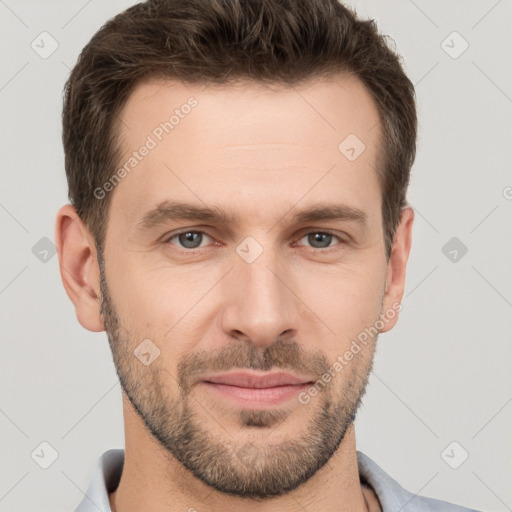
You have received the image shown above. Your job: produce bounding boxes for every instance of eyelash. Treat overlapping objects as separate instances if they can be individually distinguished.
[162,229,347,253]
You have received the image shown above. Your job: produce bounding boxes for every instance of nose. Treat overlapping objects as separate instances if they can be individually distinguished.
[220,244,301,347]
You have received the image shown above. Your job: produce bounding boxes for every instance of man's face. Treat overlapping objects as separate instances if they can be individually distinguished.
[99,76,394,498]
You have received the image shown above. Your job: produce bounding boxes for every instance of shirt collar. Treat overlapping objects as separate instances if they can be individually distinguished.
[74,449,475,512]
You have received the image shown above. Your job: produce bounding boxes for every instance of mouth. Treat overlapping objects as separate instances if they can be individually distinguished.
[198,371,315,408]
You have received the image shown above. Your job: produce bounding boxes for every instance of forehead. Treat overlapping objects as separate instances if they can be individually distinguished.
[119,75,380,146]
[110,76,383,229]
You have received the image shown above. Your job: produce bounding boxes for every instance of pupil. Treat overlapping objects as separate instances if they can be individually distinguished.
[180,232,201,248]
[310,233,331,248]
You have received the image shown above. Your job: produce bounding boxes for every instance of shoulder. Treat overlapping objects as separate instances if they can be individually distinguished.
[74,449,124,512]
[356,451,482,512]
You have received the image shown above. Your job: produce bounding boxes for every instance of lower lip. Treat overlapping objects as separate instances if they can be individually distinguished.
[200,382,312,407]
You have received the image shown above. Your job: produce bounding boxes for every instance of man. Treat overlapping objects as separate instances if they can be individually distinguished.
[55,0,481,511]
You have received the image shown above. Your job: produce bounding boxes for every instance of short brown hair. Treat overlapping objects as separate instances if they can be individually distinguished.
[62,0,417,259]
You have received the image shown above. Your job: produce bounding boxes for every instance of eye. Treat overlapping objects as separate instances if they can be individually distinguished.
[162,229,346,252]
[164,230,213,250]
[296,230,343,250]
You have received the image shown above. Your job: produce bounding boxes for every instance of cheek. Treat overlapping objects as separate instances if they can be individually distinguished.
[106,241,386,357]
[295,263,385,348]
[104,254,169,335]
[107,255,221,350]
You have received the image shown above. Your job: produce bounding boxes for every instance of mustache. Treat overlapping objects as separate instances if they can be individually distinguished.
[176,337,330,392]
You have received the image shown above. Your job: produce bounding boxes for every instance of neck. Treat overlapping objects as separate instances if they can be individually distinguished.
[109,397,372,512]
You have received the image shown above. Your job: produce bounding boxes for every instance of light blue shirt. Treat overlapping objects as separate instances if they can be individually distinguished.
[74,449,481,511]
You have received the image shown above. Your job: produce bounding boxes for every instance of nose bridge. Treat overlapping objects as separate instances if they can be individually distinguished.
[221,239,299,345]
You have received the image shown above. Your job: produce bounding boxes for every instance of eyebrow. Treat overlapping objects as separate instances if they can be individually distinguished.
[290,204,367,226]
[135,200,368,232]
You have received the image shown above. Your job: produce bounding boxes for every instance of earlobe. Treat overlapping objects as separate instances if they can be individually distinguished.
[55,204,105,332]
[380,206,414,333]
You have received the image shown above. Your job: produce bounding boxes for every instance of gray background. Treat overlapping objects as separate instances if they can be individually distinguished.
[1,1,511,511]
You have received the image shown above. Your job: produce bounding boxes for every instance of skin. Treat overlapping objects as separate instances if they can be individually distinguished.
[56,75,413,512]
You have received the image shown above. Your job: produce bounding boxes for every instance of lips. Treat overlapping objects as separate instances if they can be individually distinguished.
[201,371,314,388]
[199,371,315,408]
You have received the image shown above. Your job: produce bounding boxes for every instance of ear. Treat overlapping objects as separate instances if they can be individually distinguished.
[380,206,414,333]
[55,204,105,332]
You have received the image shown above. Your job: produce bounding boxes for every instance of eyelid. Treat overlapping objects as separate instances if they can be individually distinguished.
[162,228,215,246]
[294,229,346,249]
[162,227,348,251]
